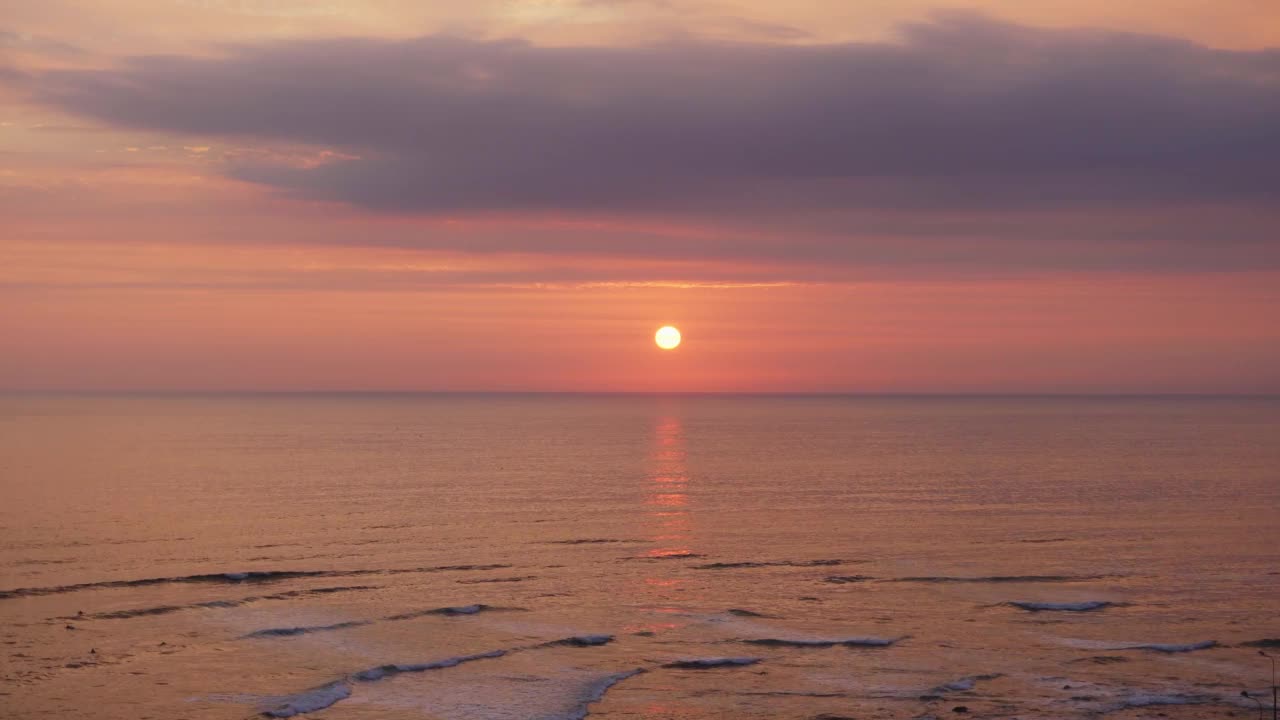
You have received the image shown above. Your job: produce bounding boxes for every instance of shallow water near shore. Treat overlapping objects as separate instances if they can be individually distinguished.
[2,394,1278,719]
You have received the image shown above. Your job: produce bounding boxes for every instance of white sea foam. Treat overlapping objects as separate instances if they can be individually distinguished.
[394,649,509,672]
[1055,637,1218,653]
[262,681,351,718]
[352,665,646,720]
[245,620,368,638]
[351,649,508,681]
[1121,641,1217,653]
[933,676,976,692]
[925,673,1002,696]
[1038,677,1252,715]
[260,649,509,715]
[559,669,646,720]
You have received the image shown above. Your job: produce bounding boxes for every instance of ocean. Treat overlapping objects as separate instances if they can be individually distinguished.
[1,394,1277,719]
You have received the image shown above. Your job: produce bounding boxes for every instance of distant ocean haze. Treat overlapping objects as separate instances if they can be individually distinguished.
[0,394,1277,718]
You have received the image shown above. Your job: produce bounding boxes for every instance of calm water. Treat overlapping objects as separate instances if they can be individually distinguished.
[1,394,1277,719]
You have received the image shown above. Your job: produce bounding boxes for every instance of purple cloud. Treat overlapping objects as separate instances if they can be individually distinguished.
[23,12,1280,270]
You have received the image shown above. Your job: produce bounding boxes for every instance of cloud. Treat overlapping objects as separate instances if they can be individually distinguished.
[21,12,1280,271]
[0,29,85,58]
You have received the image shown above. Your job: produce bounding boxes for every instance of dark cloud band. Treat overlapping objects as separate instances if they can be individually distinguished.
[23,12,1280,270]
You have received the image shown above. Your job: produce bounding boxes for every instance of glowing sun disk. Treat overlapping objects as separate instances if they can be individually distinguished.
[655,325,681,350]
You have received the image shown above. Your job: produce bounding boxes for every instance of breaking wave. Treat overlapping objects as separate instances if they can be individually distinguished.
[1008,601,1115,612]
[59,585,378,621]
[559,669,645,720]
[891,575,1112,583]
[622,552,704,560]
[383,603,499,620]
[262,681,352,718]
[5,571,336,600]
[349,649,509,682]
[726,608,778,618]
[544,539,645,545]
[259,635,628,717]
[1,564,512,600]
[691,559,847,570]
[539,634,615,648]
[742,636,899,648]
[246,621,369,638]
[929,674,1000,694]
[247,604,511,639]
[261,651,506,717]
[1119,641,1217,653]
[663,657,763,669]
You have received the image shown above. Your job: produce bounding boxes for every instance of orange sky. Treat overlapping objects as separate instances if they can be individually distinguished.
[2,0,1278,392]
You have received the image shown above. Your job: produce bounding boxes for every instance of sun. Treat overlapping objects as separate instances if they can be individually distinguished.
[655,325,681,350]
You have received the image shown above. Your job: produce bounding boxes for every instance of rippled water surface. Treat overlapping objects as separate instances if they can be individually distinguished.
[1,394,1278,719]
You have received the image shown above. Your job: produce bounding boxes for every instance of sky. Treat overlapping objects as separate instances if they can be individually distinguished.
[2,0,1278,393]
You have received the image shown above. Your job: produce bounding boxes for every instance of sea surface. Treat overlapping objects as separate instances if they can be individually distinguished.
[1,394,1277,720]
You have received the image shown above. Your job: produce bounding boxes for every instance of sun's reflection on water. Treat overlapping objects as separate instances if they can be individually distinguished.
[623,410,702,637]
[644,414,692,561]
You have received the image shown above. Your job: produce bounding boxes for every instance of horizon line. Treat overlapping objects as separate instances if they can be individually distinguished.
[2,390,1277,399]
